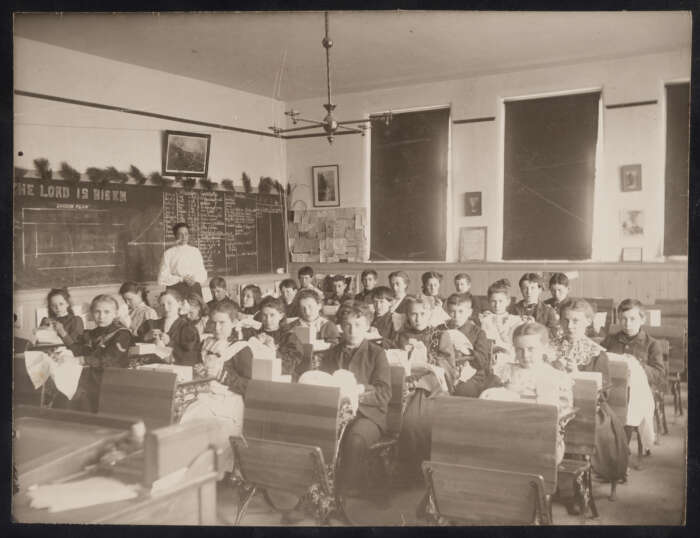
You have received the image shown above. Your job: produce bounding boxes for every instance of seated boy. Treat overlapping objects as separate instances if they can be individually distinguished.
[255,296,305,381]
[207,276,235,312]
[355,269,378,305]
[543,272,573,317]
[444,293,493,398]
[602,298,665,392]
[371,286,397,349]
[213,303,255,397]
[318,302,392,497]
[325,274,354,306]
[279,278,300,319]
[509,272,559,336]
[297,265,324,300]
[286,288,341,346]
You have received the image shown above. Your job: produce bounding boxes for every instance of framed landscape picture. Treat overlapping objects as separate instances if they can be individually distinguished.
[162,130,211,177]
[312,165,340,207]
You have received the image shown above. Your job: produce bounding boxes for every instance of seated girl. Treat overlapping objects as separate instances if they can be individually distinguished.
[184,292,209,338]
[420,271,445,309]
[240,284,262,319]
[543,272,573,318]
[444,293,494,398]
[325,274,353,306]
[67,294,133,413]
[285,288,340,346]
[317,302,391,497]
[119,282,158,336]
[39,288,84,347]
[480,322,573,463]
[255,296,305,381]
[509,272,559,336]
[388,271,412,315]
[371,286,398,349]
[397,298,455,484]
[138,288,200,366]
[478,279,525,380]
[551,299,628,484]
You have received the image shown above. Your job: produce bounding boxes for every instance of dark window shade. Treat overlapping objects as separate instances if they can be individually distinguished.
[503,92,600,260]
[664,83,690,256]
[370,108,449,261]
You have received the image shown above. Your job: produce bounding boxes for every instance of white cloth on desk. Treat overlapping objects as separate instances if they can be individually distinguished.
[157,244,208,286]
[24,350,83,400]
[27,476,139,512]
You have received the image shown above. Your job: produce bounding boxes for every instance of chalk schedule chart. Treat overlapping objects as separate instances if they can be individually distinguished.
[13,178,287,289]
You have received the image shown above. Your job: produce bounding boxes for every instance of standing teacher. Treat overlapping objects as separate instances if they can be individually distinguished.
[158,222,208,298]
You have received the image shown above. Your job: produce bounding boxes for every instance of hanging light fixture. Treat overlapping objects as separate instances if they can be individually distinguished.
[269,12,390,144]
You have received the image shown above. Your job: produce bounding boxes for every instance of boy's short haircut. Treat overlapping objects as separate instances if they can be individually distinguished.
[298,265,314,278]
[297,288,322,304]
[445,292,473,308]
[361,269,378,280]
[211,301,238,321]
[388,270,410,285]
[341,301,373,325]
[548,272,569,288]
[487,278,511,298]
[209,276,227,290]
[259,295,286,314]
[561,298,594,321]
[91,293,119,312]
[519,272,543,289]
[371,286,394,302]
[280,278,298,290]
[513,321,549,344]
[617,298,644,315]
[454,273,471,284]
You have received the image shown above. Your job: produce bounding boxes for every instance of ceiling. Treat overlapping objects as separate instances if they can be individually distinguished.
[14,11,691,102]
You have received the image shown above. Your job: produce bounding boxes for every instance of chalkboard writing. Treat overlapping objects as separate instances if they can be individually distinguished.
[14,178,287,290]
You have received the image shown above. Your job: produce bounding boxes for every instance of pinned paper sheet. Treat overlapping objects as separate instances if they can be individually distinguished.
[28,476,139,512]
[24,351,52,389]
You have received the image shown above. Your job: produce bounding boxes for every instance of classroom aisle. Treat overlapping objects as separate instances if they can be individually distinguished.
[215,387,686,526]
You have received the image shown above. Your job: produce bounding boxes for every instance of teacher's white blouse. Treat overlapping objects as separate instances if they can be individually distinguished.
[157,244,208,287]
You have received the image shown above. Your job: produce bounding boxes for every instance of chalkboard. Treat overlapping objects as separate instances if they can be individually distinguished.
[13,178,287,289]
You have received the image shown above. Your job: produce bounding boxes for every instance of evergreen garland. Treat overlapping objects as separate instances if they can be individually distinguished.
[59,162,81,183]
[33,158,52,181]
[241,172,252,193]
[129,165,147,185]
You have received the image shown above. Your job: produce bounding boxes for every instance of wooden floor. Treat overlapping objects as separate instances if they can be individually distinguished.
[215,387,687,526]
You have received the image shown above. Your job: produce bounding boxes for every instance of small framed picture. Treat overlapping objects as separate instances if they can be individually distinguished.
[620,164,642,192]
[162,130,211,177]
[312,165,340,207]
[621,209,644,237]
[458,226,487,262]
[621,247,643,262]
[464,191,482,216]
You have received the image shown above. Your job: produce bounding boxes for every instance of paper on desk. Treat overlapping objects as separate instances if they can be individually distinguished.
[24,351,52,389]
[27,476,139,512]
[51,360,83,400]
[446,330,473,354]
[33,328,63,346]
[459,362,477,382]
[246,337,276,360]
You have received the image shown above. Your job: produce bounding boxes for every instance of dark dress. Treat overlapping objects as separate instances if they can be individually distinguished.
[451,321,496,397]
[40,313,84,346]
[372,311,398,349]
[510,299,559,336]
[393,296,412,315]
[552,336,629,482]
[64,321,132,413]
[396,325,455,482]
[138,316,201,366]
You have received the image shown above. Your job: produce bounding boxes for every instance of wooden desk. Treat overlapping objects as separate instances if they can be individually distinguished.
[12,406,219,525]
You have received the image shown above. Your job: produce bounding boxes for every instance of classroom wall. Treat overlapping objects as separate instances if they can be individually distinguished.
[285,50,691,263]
[13,38,290,337]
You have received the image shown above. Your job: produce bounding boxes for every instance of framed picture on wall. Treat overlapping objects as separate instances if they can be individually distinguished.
[458,226,487,262]
[621,209,644,237]
[620,164,642,192]
[162,130,211,177]
[312,165,340,207]
[464,191,482,216]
